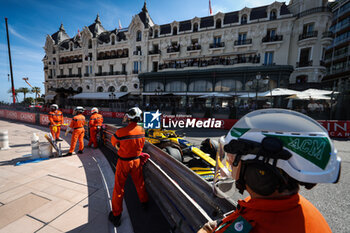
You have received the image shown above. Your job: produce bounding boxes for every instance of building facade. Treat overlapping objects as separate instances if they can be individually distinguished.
[323,0,350,119]
[43,0,332,111]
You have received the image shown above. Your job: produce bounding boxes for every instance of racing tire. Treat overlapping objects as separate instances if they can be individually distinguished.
[164,146,183,162]
[200,138,219,159]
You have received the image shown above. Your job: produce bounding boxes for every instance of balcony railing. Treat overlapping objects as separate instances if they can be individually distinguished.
[299,31,318,41]
[187,45,201,51]
[262,35,283,43]
[159,54,260,71]
[59,59,82,65]
[296,60,313,68]
[133,51,142,55]
[234,39,252,46]
[295,7,331,19]
[149,49,161,55]
[97,54,128,60]
[209,42,225,48]
[133,70,139,74]
[57,74,82,78]
[84,73,89,77]
[94,71,126,77]
[167,46,180,53]
[322,31,333,38]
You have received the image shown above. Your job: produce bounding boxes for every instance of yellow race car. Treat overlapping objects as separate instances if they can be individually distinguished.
[146,128,218,181]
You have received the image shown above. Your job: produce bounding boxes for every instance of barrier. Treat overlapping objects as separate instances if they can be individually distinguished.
[103,124,234,232]
[0,130,10,150]
[19,112,36,123]
[319,120,350,138]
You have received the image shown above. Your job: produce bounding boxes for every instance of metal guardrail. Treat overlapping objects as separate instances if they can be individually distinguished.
[102,124,235,233]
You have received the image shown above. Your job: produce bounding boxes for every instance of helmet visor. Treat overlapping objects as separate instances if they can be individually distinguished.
[213,136,237,198]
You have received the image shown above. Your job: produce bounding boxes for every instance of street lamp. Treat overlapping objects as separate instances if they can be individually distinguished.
[109,92,116,111]
[247,73,271,109]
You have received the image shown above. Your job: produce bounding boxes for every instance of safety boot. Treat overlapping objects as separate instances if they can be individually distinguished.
[64,152,72,157]
[78,150,83,154]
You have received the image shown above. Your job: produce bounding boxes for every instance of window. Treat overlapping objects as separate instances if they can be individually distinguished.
[145,81,164,92]
[70,44,73,51]
[215,80,242,92]
[216,19,222,29]
[214,36,221,45]
[136,30,142,41]
[173,26,177,35]
[303,23,314,34]
[122,64,126,73]
[153,62,158,72]
[241,15,247,24]
[69,68,72,76]
[264,52,274,65]
[120,86,128,92]
[188,80,213,92]
[97,86,103,92]
[60,69,63,76]
[193,23,198,32]
[108,86,115,92]
[111,36,115,45]
[78,68,81,75]
[89,65,92,74]
[270,10,277,20]
[85,66,89,74]
[296,75,308,84]
[238,33,247,42]
[154,30,159,38]
[98,66,102,74]
[165,81,186,92]
[110,65,113,73]
[88,39,92,49]
[267,29,276,38]
[299,47,311,63]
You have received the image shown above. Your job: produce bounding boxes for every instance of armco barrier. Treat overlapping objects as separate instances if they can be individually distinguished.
[103,124,234,232]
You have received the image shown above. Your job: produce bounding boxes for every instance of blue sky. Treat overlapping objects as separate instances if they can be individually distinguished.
[0,0,279,103]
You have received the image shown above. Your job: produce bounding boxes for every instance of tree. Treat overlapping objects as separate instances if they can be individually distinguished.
[7,88,19,102]
[31,87,41,104]
[17,87,31,101]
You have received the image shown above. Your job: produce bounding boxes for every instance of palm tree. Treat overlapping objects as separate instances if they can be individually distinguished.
[32,86,41,104]
[17,87,31,101]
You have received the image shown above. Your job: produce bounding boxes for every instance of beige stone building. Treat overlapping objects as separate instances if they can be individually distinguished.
[43,0,332,110]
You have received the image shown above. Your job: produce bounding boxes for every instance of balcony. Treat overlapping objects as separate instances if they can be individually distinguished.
[262,35,283,43]
[234,39,252,46]
[94,71,126,77]
[132,70,139,74]
[59,59,83,65]
[167,45,180,53]
[209,42,225,48]
[97,54,128,61]
[84,73,89,77]
[295,7,331,19]
[149,50,161,55]
[187,45,201,51]
[299,31,318,41]
[133,51,142,56]
[158,54,260,71]
[322,31,333,39]
[296,60,313,68]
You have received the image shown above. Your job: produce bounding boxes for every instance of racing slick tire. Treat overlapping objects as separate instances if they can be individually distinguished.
[164,146,183,162]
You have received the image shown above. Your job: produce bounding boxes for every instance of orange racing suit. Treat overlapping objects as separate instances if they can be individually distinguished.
[68,114,85,153]
[200,194,332,233]
[48,110,63,140]
[88,113,103,148]
[111,122,148,216]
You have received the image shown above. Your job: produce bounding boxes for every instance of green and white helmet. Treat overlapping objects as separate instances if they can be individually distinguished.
[224,108,341,184]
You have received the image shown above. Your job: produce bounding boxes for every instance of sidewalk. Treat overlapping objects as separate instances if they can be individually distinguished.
[0,120,134,233]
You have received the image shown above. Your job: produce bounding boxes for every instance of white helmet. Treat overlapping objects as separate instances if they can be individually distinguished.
[222,109,341,185]
[74,106,85,114]
[91,107,98,114]
[125,107,142,120]
[51,104,58,110]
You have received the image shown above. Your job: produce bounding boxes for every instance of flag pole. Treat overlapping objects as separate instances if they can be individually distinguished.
[5,17,16,104]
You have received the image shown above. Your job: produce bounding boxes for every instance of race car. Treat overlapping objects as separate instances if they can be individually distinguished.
[145,128,218,181]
